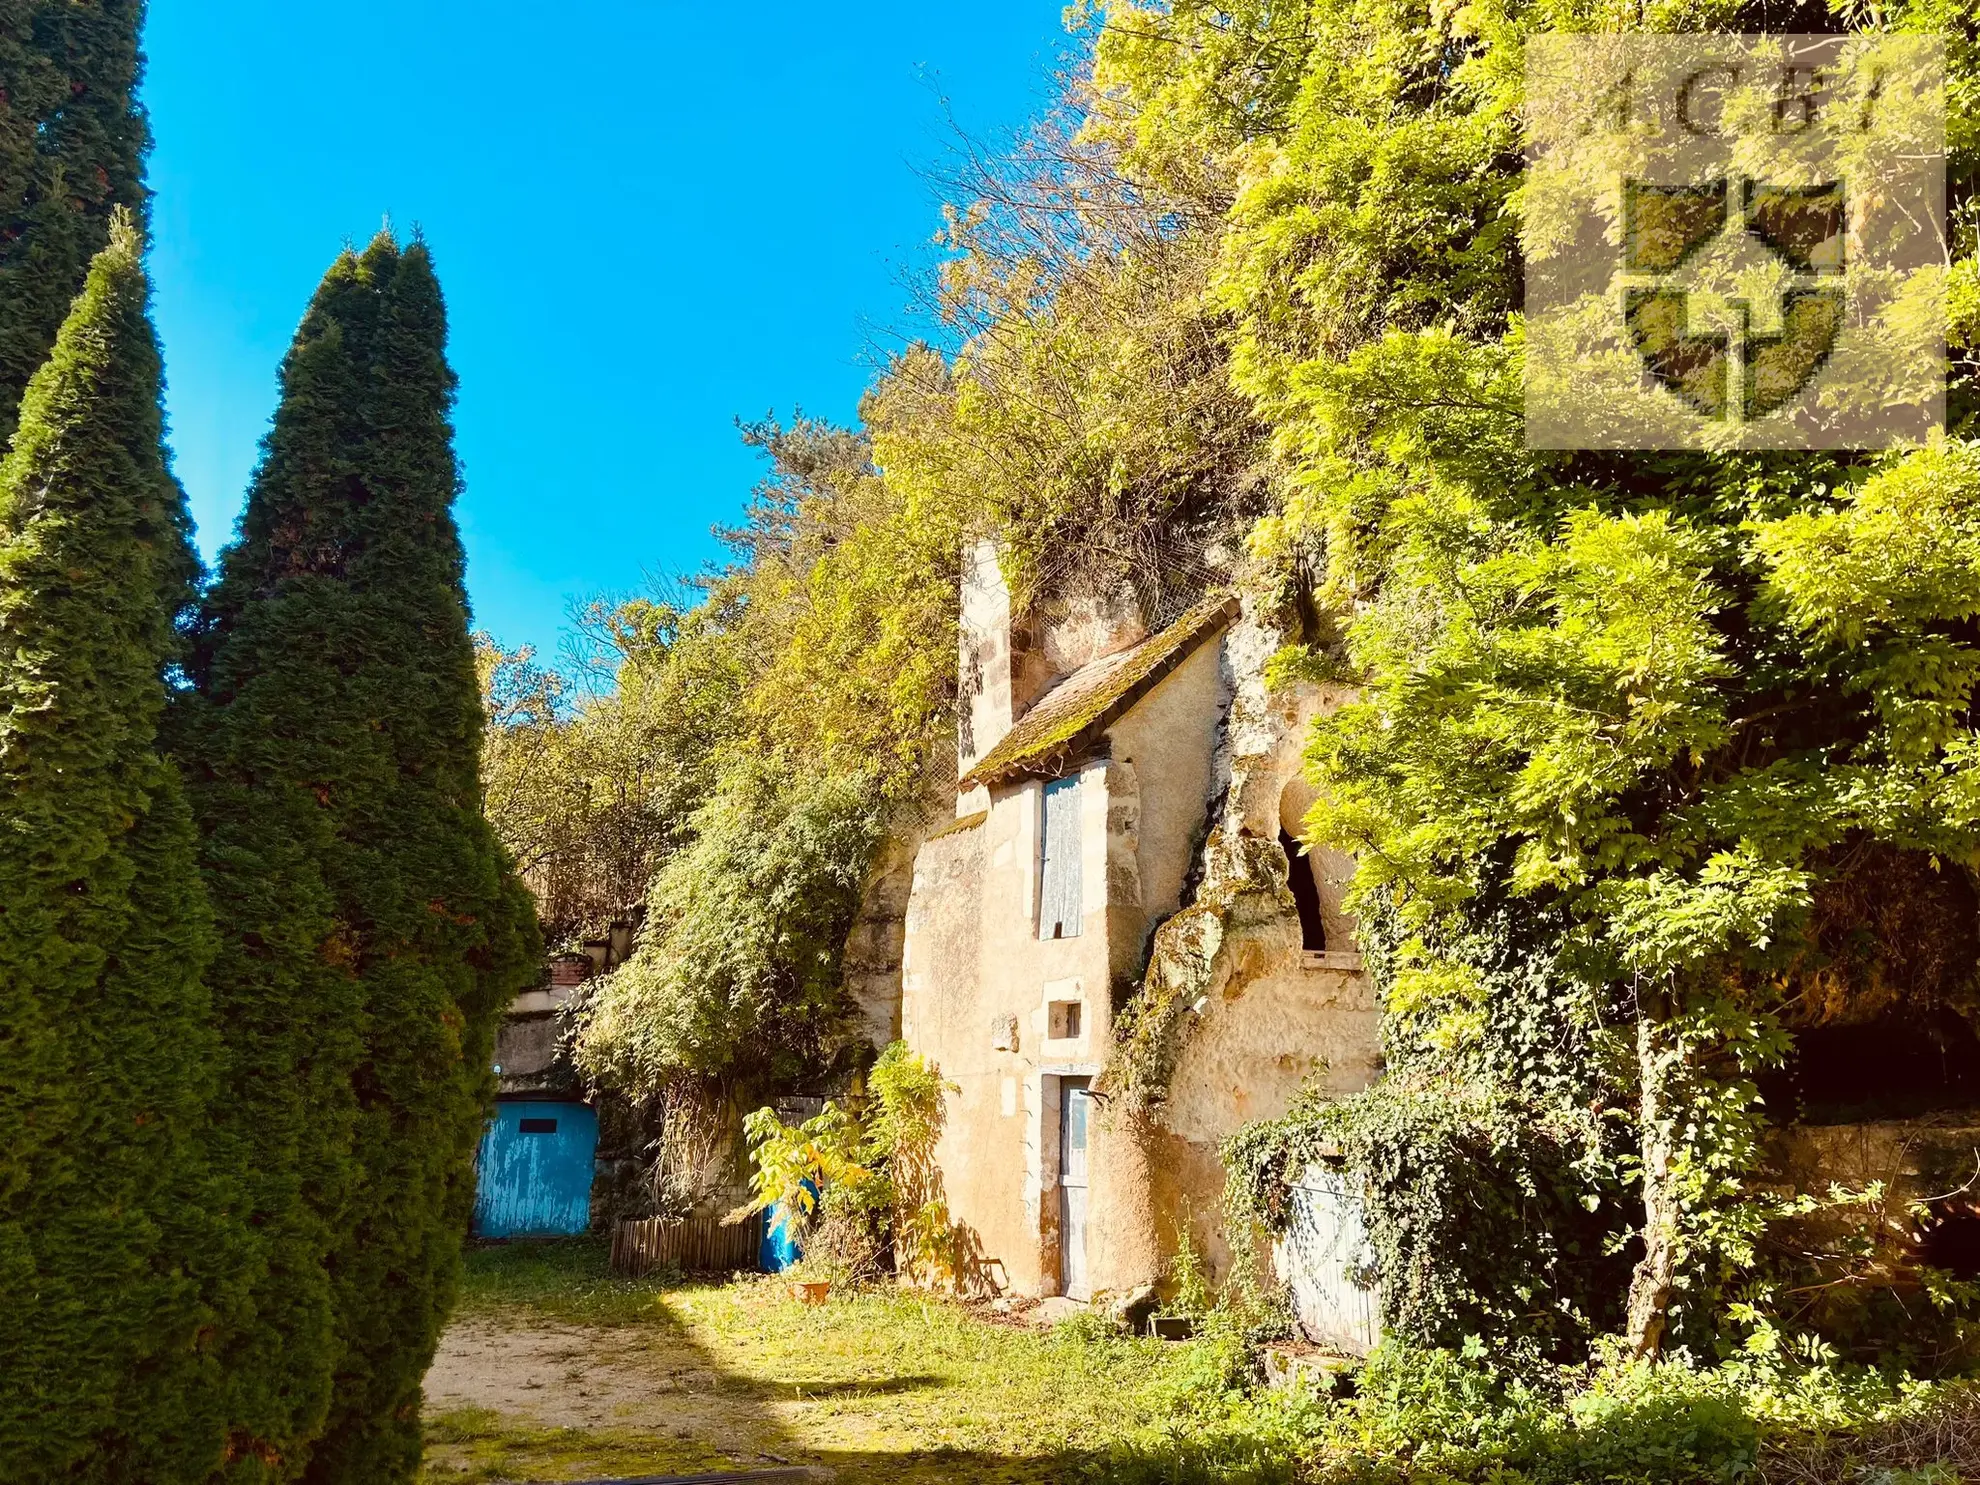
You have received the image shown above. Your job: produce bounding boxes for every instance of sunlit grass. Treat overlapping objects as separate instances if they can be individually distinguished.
[456,1235,683,1327]
[435,1238,1224,1481]
[420,1407,736,1482]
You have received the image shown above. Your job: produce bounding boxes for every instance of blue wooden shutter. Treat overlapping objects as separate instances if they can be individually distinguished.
[1040,776,1082,939]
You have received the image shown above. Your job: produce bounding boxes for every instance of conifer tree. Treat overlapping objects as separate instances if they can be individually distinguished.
[0,214,234,1482]
[173,256,369,1484]
[189,231,539,1485]
[0,0,150,447]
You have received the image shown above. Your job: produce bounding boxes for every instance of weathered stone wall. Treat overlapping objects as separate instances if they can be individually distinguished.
[1099,601,1384,1288]
[901,814,1036,1291]
[493,1010,571,1097]
[1036,585,1150,679]
[959,541,1015,784]
[1771,1120,1980,1253]
[1107,637,1228,959]
[842,820,931,1054]
[1163,962,1380,1278]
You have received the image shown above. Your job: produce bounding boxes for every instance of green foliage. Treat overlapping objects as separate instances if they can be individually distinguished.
[1079,0,1980,1358]
[187,232,538,1484]
[531,415,962,1095]
[874,131,1258,616]
[1224,881,1634,1357]
[0,0,150,448]
[476,634,669,946]
[1088,1339,1980,1485]
[577,760,885,1090]
[731,1042,964,1285]
[733,1102,872,1230]
[0,217,241,1483]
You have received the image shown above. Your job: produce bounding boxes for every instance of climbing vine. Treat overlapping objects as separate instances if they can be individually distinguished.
[1224,878,1637,1362]
[1091,0,1980,1358]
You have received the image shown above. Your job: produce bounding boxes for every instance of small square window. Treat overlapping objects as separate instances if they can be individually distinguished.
[1047,1000,1083,1041]
[518,1117,558,1135]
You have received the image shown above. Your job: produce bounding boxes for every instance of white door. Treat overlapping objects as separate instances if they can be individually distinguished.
[1059,1078,1092,1299]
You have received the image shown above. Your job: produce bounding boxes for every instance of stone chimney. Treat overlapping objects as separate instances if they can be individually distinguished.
[958,542,1037,789]
[956,541,1154,809]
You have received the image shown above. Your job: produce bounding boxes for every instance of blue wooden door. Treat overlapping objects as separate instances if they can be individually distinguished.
[473,1100,598,1238]
[1059,1078,1092,1299]
[1040,776,1083,939]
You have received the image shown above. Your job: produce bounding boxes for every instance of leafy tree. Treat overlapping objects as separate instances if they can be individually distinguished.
[575,758,885,1092]
[477,634,669,948]
[187,231,539,1483]
[1086,0,1980,1358]
[565,414,963,1097]
[0,215,237,1483]
[878,91,1258,619]
[0,0,150,447]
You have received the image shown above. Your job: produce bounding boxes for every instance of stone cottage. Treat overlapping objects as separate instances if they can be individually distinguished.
[890,547,1980,1339]
[899,543,1383,1305]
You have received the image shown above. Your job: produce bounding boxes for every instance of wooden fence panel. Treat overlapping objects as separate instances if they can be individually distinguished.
[610,1212,763,1276]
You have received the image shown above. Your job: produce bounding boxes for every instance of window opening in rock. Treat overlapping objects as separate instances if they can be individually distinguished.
[1048,999,1083,1041]
[1920,1210,1980,1280]
[1279,828,1327,953]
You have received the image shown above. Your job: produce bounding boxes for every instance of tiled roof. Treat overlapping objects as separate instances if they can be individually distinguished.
[959,595,1238,791]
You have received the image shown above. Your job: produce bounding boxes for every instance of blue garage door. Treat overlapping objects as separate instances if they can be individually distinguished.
[473,1100,599,1238]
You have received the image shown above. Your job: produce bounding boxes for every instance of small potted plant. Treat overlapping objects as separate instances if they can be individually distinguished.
[784,1258,833,1306]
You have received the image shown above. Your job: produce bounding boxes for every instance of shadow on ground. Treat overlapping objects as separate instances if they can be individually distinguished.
[418,1240,1171,1485]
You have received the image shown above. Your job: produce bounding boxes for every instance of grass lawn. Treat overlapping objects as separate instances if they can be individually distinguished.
[419,1238,1236,1484]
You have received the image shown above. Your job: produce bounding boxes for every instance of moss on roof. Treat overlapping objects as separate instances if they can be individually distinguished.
[926,809,989,841]
[959,595,1238,791]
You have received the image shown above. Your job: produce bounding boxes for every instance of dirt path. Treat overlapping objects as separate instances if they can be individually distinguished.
[418,1268,1162,1484]
[422,1314,800,1482]
[426,1317,755,1435]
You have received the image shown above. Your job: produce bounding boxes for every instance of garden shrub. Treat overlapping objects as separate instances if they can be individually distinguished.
[577,759,886,1093]
[731,1042,967,1286]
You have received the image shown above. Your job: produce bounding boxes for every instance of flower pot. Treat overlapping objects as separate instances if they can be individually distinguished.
[789,1280,831,1305]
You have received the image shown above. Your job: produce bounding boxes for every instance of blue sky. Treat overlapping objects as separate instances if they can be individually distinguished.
[143,2,1072,663]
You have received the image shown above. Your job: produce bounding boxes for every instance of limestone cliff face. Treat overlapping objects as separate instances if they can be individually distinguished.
[1102,600,1378,1124]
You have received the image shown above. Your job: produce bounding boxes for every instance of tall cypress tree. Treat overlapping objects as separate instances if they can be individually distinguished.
[174,256,370,1483]
[189,230,538,1485]
[0,0,150,447]
[0,214,235,1482]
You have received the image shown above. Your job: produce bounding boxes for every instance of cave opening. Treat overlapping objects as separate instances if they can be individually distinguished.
[1279,827,1327,953]
[1762,1006,1980,1124]
[1920,1210,1980,1281]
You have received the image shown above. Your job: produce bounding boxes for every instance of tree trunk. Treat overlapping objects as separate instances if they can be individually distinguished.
[1626,1004,1677,1358]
